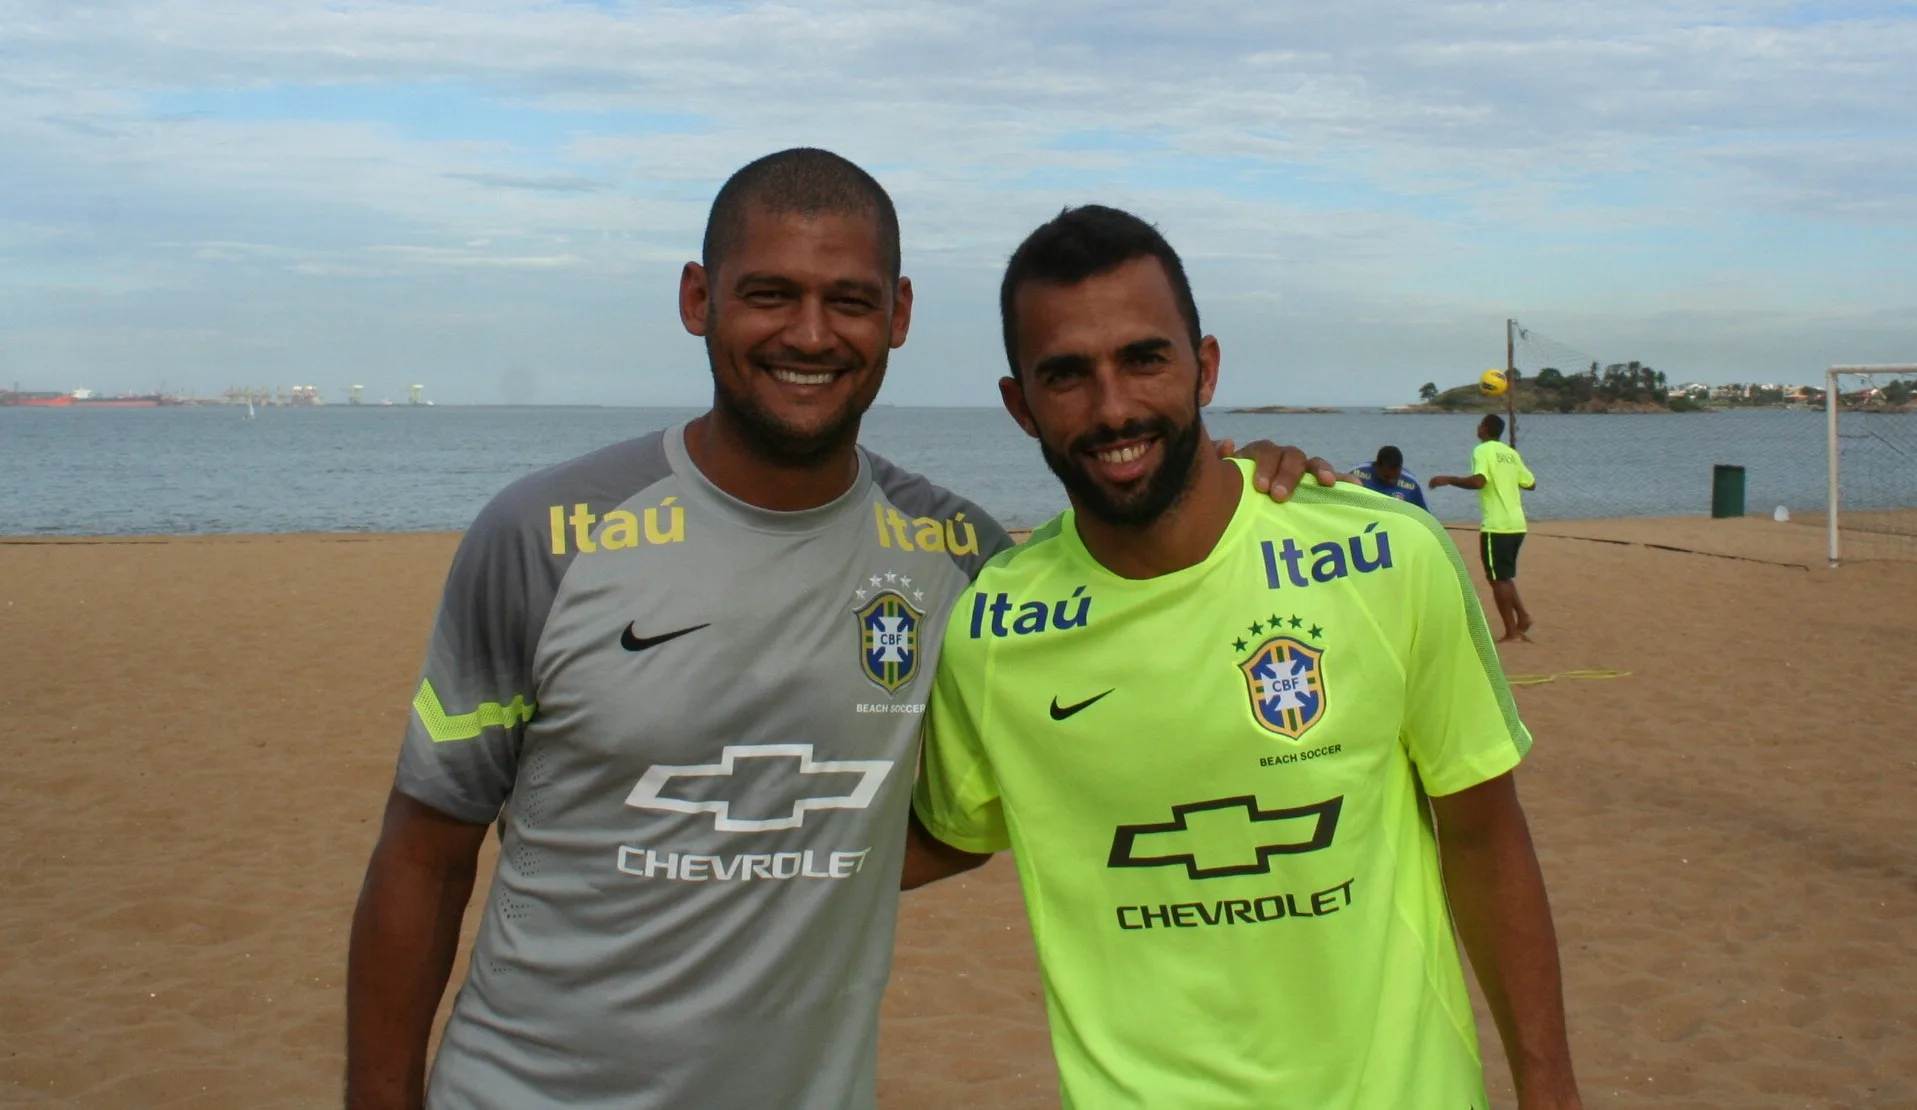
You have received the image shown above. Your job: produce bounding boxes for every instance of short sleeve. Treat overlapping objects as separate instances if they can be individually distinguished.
[912,598,1010,853]
[1405,481,1430,511]
[1517,453,1536,488]
[973,513,1017,566]
[393,502,548,825]
[1470,442,1494,480]
[1399,522,1531,795]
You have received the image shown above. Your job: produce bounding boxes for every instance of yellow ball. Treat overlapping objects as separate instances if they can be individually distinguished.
[1479,369,1509,397]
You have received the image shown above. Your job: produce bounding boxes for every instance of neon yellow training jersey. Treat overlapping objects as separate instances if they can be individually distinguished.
[913,460,1531,1110]
[1471,438,1535,533]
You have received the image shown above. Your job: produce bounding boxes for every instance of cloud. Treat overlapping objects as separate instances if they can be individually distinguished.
[1,0,1913,404]
[443,171,608,192]
[368,244,587,267]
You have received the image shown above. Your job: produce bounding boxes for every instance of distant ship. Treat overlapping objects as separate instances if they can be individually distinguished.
[72,389,164,408]
[0,390,72,407]
[1,388,165,408]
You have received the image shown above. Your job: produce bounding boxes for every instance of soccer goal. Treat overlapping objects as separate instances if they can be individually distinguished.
[1825,365,1917,566]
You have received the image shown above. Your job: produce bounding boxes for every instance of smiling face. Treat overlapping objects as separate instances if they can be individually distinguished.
[680,204,911,466]
[1000,255,1218,527]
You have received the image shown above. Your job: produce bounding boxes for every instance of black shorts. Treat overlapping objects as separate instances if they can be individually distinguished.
[1481,531,1524,582]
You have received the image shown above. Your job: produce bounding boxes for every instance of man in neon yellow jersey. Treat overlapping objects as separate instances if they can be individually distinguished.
[909,205,1582,1110]
[1431,414,1537,642]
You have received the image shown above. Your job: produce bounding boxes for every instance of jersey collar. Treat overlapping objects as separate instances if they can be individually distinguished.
[1056,457,1264,587]
[664,422,874,535]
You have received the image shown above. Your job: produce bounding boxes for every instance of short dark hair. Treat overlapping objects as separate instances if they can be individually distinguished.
[1375,445,1404,469]
[999,205,1201,376]
[1482,413,1506,439]
[702,148,900,282]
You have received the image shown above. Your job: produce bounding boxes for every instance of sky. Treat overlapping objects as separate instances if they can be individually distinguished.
[4,0,1916,406]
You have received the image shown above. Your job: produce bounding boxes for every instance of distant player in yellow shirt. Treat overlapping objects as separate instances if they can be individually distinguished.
[1431,414,1537,643]
[909,205,1581,1109]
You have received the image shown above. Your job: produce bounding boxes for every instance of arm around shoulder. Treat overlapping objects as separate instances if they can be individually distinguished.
[346,789,491,1110]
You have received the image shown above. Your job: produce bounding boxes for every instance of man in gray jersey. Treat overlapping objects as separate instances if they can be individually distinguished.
[345,148,1333,1109]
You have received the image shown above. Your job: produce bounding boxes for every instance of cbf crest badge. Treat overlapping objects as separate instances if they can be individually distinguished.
[1240,637,1326,740]
[857,590,923,693]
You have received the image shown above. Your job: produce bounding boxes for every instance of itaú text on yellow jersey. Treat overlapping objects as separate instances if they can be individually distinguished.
[914,461,1531,1109]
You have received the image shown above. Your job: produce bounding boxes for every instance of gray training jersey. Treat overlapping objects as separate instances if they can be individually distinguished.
[394,424,1010,1109]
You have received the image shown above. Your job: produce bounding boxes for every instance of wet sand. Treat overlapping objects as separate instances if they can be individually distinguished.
[1,522,1911,1108]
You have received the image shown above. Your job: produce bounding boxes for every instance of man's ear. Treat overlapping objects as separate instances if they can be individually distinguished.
[1196,334,1221,408]
[679,262,711,337]
[889,276,914,349]
[999,375,1039,439]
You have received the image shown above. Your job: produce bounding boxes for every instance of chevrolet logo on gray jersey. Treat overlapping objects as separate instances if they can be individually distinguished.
[625,744,894,833]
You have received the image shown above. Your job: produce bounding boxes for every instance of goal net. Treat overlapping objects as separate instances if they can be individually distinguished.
[1826,366,1917,565]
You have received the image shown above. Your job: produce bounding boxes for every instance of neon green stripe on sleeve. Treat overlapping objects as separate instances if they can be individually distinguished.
[413,679,536,743]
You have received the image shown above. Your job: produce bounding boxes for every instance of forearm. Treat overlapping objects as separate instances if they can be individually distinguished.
[1438,792,1579,1106]
[345,851,478,1109]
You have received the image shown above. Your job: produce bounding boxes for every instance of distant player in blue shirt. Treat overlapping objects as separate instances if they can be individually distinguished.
[1350,445,1428,510]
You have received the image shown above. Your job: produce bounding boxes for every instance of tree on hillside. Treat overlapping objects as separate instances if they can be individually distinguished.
[1596,361,1666,403]
[1419,382,1439,403]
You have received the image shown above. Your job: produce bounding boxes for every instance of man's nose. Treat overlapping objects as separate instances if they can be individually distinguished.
[1086,362,1142,434]
[781,294,835,355]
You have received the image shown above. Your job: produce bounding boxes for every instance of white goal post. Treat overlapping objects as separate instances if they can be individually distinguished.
[1826,364,1917,566]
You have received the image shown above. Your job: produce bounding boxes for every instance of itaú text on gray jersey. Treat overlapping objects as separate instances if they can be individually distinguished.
[393,425,1009,1109]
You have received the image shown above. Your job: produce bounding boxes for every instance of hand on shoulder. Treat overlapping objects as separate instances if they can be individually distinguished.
[1216,438,1341,500]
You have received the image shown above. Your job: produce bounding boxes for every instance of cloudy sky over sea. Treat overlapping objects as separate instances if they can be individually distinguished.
[5,0,1915,405]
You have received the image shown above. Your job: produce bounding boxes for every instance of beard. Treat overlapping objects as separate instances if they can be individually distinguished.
[1039,411,1204,528]
[708,338,883,468]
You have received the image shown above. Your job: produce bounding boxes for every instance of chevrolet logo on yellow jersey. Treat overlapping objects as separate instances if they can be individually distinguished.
[1108,794,1343,880]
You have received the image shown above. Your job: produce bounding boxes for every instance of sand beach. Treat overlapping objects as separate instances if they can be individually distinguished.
[1,520,1911,1107]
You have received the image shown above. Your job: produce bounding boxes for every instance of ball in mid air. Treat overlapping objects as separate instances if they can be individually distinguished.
[1479,369,1509,397]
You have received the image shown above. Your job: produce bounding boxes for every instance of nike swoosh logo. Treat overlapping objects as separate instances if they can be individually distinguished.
[1049,690,1113,721]
[620,623,710,652]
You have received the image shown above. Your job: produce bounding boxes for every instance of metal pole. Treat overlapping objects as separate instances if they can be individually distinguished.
[1506,318,1518,446]
[1826,367,1840,568]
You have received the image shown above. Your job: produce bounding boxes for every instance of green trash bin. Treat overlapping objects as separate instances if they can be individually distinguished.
[1711,464,1746,519]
